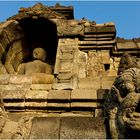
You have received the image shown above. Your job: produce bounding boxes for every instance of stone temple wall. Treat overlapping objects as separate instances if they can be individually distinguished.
[0,3,140,114]
[0,3,140,139]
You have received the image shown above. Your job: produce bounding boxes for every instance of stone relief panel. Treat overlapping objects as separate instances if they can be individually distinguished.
[87,51,103,77]
[53,39,79,89]
[77,49,116,78]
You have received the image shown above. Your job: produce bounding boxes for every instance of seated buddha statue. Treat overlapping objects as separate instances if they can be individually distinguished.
[17,47,52,75]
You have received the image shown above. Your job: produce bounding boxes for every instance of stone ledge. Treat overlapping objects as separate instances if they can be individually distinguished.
[47,103,70,108]
[0,74,54,85]
[71,89,97,100]
[48,90,71,101]
[2,90,26,99]
[26,90,49,100]
[60,117,106,139]
[0,84,31,90]
[52,83,73,90]
[30,84,52,90]
[78,77,101,89]
[4,102,25,107]
[71,102,97,108]
[31,73,54,84]
[9,75,32,85]
[25,102,47,111]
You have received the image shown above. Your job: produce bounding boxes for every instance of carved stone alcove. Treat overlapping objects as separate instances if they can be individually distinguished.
[18,17,58,66]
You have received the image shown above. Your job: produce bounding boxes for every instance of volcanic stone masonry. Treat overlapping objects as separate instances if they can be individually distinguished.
[0,2,140,139]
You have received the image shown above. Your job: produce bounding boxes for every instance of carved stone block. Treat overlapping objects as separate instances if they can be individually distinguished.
[78,77,101,89]
[117,41,137,50]
[48,90,71,101]
[0,74,10,84]
[60,60,72,72]
[0,84,30,90]
[85,26,96,33]
[101,76,116,89]
[107,70,117,76]
[71,89,97,100]
[4,102,25,111]
[9,75,32,85]
[78,51,87,78]
[29,117,60,139]
[101,50,110,64]
[60,117,106,139]
[30,84,52,90]
[96,26,116,33]
[47,103,70,111]
[26,90,49,100]
[31,73,54,84]
[60,53,73,60]
[2,90,26,99]
[3,20,22,43]
[52,83,73,90]
[2,120,18,136]
[87,51,103,77]
[25,102,47,111]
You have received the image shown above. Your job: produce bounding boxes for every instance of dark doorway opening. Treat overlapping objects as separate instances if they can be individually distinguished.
[19,17,58,66]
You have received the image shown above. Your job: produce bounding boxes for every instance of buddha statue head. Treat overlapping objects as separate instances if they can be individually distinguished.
[33,47,46,61]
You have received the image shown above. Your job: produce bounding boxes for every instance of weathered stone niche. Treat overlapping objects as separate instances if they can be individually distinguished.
[0,19,58,74]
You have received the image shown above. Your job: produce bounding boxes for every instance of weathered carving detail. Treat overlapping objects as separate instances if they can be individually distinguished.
[104,52,140,138]
[56,19,84,36]
[0,95,32,139]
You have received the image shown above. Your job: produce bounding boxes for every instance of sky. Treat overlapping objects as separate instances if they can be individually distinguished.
[0,1,140,39]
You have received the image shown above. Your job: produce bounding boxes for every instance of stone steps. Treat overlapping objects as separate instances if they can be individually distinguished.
[79,40,116,46]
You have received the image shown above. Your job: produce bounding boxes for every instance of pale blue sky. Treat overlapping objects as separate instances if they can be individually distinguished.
[0,1,140,39]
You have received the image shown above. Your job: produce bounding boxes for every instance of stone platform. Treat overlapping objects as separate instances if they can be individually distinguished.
[30,116,106,139]
[3,113,106,139]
